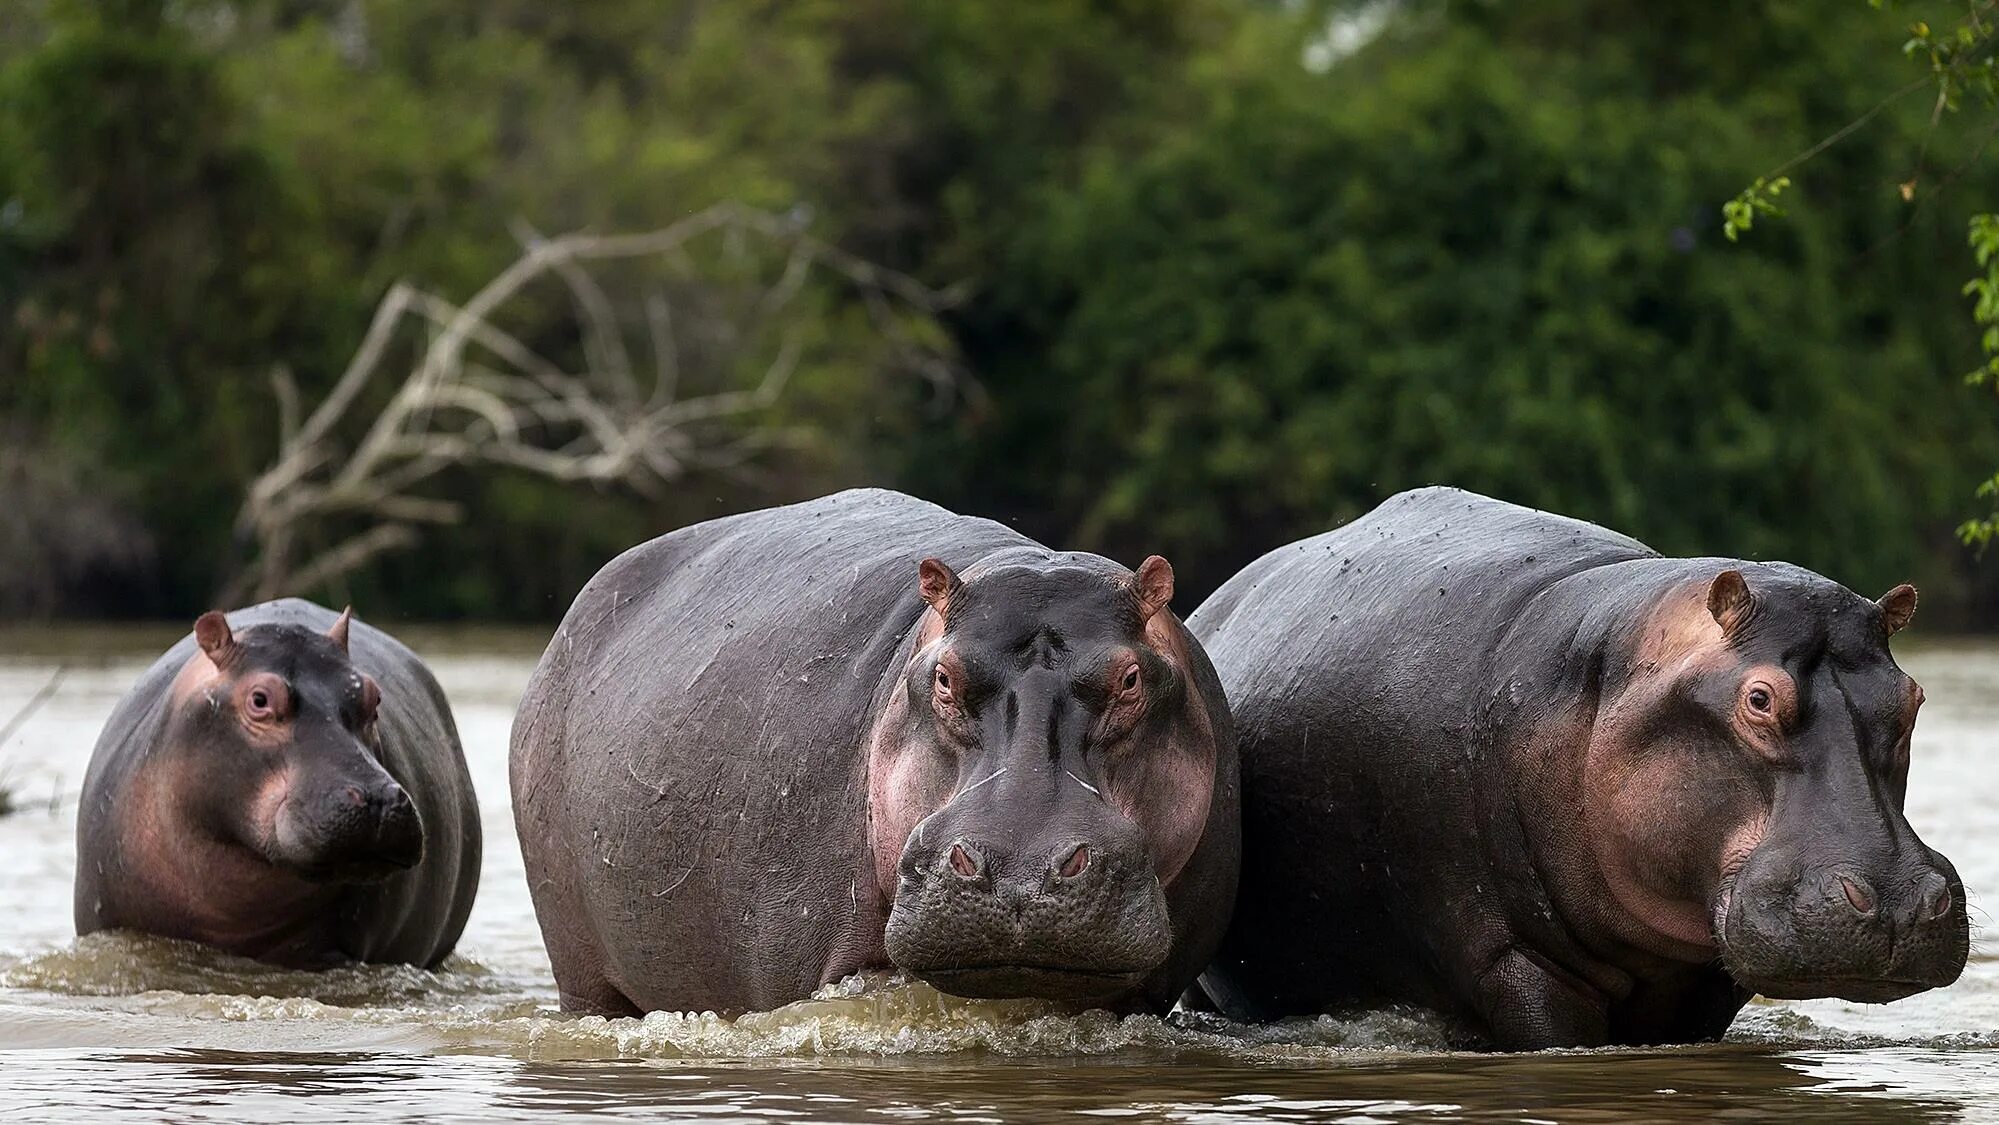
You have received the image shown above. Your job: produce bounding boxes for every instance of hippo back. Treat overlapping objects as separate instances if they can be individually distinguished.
[1188,486,1655,1018]
[75,598,481,967]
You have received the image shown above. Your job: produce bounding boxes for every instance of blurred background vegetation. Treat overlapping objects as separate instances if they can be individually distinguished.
[5,0,1999,625]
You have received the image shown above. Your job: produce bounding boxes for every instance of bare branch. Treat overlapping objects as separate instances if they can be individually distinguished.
[280,525,422,598]
[222,203,965,601]
[0,667,65,750]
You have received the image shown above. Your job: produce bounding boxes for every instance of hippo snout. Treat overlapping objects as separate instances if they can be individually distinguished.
[885,823,1172,1002]
[1715,855,1970,1002]
[274,780,425,883]
[362,785,426,872]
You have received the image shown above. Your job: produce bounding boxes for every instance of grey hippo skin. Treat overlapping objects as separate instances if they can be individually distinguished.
[511,488,1238,1016]
[75,599,481,968]
[1191,487,1968,1050]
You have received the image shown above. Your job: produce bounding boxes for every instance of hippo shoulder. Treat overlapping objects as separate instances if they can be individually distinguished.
[1367,487,1654,559]
[1198,489,1656,632]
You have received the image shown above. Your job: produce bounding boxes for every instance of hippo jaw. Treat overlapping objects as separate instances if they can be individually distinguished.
[883,875,1173,1002]
[261,768,426,885]
[883,815,1175,1003]
[1709,859,1970,1004]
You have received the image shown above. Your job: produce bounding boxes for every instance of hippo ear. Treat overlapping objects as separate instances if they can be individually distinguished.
[1134,555,1175,621]
[1706,570,1755,636]
[918,559,960,616]
[327,606,353,653]
[1878,584,1918,636]
[193,611,239,670]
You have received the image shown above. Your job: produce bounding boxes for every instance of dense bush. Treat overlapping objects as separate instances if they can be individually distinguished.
[3,0,1996,620]
[916,1,1999,609]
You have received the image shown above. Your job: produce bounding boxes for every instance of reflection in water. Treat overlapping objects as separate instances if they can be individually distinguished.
[0,629,1994,1120]
[0,1047,1989,1122]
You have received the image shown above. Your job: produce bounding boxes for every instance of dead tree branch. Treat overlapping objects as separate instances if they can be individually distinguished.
[223,202,962,604]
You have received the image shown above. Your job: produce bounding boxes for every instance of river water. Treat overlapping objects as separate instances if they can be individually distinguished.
[0,625,1992,1122]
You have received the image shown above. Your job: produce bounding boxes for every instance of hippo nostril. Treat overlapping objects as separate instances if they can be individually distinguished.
[1057,844,1090,880]
[1838,874,1876,917]
[1917,873,1954,922]
[948,842,981,880]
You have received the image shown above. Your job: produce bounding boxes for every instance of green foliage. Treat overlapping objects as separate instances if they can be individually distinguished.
[1745,3,1999,554]
[1723,177,1791,241]
[1961,213,1999,547]
[907,1,1999,605]
[5,0,1998,619]
[0,0,1219,618]
[1897,5,1999,111]
[0,0,351,612]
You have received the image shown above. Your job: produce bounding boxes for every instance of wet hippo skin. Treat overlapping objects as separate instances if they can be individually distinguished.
[510,488,1239,1016]
[75,599,481,968]
[1191,487,1969,1049]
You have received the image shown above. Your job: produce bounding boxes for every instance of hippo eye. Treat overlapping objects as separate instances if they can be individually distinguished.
[1747,687,1773,713]
[1120,664,1141,694]
[933,666,954,705]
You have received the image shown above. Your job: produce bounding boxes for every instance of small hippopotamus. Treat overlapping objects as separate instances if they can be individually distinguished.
[511,488,1238,1016]
[75,599,481,968]
[1191,487,1968,1049]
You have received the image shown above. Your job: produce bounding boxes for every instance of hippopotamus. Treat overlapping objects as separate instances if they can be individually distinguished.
[75,599,481,968]
[510,488,1238,1016]
[1191,487,1969,1049]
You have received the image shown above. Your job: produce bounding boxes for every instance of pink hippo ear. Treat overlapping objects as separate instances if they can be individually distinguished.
[327,606,354,653]
[1134,555,1175,621]
[1878,584,1918,636]
[193,611,239,671]
[918,558,961,617]
[1706,570,1755,637]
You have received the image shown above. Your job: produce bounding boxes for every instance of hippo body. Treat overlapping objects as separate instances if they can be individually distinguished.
[1191,487,1967,1049]
[76,599,481,968]
[511,488,1238,1016]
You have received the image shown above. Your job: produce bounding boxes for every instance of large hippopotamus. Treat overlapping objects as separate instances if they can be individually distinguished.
[1191,487,1968,1049]
[511,489,1238,1016]
[76,599,481,968]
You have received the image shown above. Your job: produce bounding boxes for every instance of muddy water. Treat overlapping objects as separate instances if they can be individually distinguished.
[0,625,1992,1122]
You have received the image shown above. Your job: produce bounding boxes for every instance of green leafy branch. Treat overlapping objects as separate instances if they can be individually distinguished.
[1960,212,1999,546]
[1737,2,1999,547]
[1722,176,1792,241]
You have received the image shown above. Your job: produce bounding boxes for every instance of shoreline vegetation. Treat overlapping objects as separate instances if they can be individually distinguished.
[4,1,1997,625]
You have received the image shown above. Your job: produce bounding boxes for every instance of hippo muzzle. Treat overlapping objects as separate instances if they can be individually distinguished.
[265,740,425,884]
[1713,843,1969,1003]
[885,788,1173,1001]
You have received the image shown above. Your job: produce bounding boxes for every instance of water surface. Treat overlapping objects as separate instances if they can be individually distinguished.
[0,625,1993,1121]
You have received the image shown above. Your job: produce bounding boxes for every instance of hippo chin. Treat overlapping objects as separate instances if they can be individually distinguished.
[510,488,1238,1016]
[1191,487,1968,1050]
[74,599,481,968]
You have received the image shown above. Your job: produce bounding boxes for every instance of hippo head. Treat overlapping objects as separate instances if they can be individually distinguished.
[163,609,423,883]
[1582,567,1968,1003]
[873,553,1218,1003]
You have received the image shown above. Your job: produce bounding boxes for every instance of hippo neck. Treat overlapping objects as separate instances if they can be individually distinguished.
[1479,557,1745,991]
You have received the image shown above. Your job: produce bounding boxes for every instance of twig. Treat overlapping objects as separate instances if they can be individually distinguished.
[0,666,65,749]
